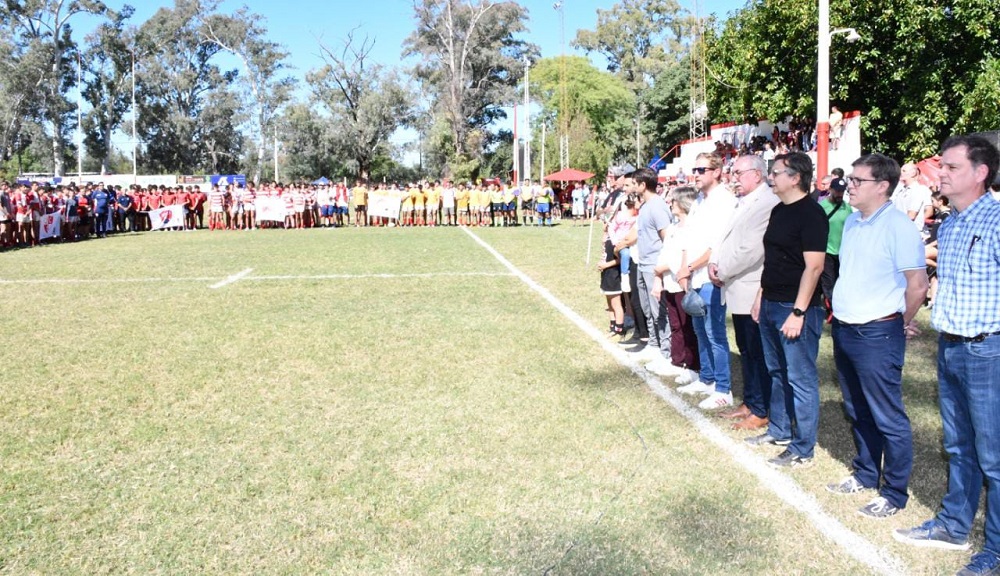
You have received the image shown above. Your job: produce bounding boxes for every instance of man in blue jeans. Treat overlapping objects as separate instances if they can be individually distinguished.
[675,152,736,410]
[828,153,927,519]
[747,152,827,469]
[894,136,1000,576]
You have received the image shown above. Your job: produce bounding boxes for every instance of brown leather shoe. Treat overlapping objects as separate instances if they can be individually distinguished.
[733,414,769,430]
[719,404,751,420]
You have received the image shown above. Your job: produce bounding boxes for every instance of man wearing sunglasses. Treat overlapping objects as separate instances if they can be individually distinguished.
[675,152,737,410]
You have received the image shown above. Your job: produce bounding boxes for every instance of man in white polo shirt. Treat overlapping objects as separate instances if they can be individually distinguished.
[828,153,927,519]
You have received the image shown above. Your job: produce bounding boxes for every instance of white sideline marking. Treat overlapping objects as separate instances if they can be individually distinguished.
[0,277,219,285]
[0,271,514,287]
[245,272,514,281]
[209,268,254,289]
[461,226,907,576]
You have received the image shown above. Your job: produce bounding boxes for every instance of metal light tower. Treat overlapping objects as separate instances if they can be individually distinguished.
[554,1,569,170]
[689,1,708,141]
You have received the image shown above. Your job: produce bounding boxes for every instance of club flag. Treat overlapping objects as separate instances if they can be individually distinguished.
[255,196,287,223]
[368,192,402,220]
[39,213,62,240]
[149,204,185,230]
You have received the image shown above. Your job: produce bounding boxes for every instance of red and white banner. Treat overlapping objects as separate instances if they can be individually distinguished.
[39,213,62,240]
[149,204,185,230]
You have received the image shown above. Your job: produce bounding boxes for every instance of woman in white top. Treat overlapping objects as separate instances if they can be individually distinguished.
[651,186,701,373]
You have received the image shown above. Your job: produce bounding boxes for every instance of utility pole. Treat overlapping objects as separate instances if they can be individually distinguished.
[523,55,531,182]
[131,47,137,183]
[77,53,83,178]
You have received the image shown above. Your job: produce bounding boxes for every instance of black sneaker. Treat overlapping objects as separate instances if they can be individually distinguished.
[745,433,792,447]
[767,449,813,469]
[892,519,970,551]
[857,496,900,519]
[958,551,1000,576]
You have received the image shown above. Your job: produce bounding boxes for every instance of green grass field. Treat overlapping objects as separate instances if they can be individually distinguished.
[0,225,980,574]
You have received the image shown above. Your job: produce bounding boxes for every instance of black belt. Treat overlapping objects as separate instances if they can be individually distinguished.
[834,312,901,326]
[941,331,1000,343]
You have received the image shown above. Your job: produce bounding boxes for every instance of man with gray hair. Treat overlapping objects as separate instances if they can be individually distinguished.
[709,153,780,428]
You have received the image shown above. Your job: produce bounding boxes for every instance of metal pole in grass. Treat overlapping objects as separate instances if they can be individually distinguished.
[585,211,594,264]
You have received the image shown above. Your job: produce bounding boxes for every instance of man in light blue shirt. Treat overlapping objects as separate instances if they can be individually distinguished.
[828,153,926,520]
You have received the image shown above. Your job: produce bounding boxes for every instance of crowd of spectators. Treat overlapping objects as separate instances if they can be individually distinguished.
[593,137,1000,575]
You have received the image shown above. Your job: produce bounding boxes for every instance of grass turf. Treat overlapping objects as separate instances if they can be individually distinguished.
[0,225,974,574]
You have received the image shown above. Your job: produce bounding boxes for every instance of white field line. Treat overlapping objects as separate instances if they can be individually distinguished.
[0,276,219,285]
[0,271,514,287]
[460,225,907,576]
[243,272,514,281]
[208,268,254,289]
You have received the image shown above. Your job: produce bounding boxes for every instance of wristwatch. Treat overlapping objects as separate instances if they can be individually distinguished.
[792,308,806,317]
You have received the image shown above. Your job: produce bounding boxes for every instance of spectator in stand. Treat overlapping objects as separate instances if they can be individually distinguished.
[818,177,852,319]
[747,152,828,469]
[710,153,780,430]
[828,153,927,520]
[829,106,844,151]
[893,162,934,231]
[894,136,1000,576]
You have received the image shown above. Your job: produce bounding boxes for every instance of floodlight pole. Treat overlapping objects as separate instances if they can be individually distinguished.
[131,47,137,183]
[523,56,531,183]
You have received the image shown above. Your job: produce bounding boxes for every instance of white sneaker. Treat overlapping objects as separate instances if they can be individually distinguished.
[698,391,733,410]
[645,357,682,376]
[677,381,715,396]
[674,369,698,385]
[632,346,663,362]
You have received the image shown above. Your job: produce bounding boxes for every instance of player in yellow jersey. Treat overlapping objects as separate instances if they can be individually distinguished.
[401,185,414,226]
[455,184,470,226]
[412,185,425,226]
[352,181,367,227]
[502,181,516,226]
[425,182,441,226]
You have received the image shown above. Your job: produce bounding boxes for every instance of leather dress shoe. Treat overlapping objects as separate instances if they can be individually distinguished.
[733,414,769,430]
[719,404,751,420]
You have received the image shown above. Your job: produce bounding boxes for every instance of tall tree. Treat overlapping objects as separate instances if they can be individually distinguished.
[81,7,134,175]
[134,0,238,173]
[404,0,537,179]
[531,56,634,177]
[202,7,295,184]
[573,0,687,88]
[705,0,1000,159]
[642,58,691,154]
[1,0,112,176]
[311,31,415,181]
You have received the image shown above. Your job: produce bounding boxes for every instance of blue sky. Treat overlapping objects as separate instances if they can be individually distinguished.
[93,0,749,164]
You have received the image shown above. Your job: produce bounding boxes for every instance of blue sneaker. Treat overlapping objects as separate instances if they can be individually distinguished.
[958,551,1000,576]
[892,519,970,551]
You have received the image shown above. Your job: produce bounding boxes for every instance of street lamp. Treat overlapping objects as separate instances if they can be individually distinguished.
[816,0,860,178]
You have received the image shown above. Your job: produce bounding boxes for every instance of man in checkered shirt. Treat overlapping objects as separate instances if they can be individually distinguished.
[894,135,1000,576]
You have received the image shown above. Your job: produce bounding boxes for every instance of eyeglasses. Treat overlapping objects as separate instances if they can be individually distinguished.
[692,167,711,174]
[770,169,794,178]
[732,168,759,178]
[846,176,882,187]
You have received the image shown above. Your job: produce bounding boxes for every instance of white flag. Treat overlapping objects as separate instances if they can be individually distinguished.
[149,204,185,230]
[255,197,287,223]
[39,213,62,240]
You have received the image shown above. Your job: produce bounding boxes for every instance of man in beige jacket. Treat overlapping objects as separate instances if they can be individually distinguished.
[708,153,780,430]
